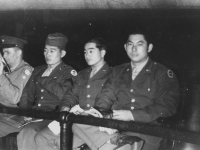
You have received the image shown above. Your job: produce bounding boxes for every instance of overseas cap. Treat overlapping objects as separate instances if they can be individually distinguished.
[1,35,27,49]
[45,33,68,49]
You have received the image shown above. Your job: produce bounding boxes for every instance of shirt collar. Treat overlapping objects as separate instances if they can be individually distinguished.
[91,61,105,73]
[48,61,62,70]
[131,57,149,73]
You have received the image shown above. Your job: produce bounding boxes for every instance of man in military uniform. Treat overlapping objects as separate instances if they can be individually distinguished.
[34,38,112,150]
[17,32,77,150]
[0,35,33,137]
[67,29,180,150]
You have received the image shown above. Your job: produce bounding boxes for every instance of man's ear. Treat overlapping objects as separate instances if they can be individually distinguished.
[148,44,153,53]
[16,49,22,56]
[124,43,127,51]
[61,50,66,58]
[100,50,106,57]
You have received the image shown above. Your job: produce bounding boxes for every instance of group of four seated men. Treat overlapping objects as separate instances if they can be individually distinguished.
[0,27,180,150]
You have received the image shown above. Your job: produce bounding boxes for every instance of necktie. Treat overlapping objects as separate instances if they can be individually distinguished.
[132,67,137,80]
[42,67,53,77]
[90,69,97,78]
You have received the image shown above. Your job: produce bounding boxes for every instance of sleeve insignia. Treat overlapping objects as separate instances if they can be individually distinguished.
[71,70,77,76]
[25,69,31,76]
[167,70,173,78]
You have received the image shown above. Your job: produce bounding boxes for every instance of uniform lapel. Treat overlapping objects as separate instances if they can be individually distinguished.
[132,59,152,86]
[121,64,132,84]
[48,62,65,79]
[81,67,91,85]
[88,63,110,82]
[37,62,64,84]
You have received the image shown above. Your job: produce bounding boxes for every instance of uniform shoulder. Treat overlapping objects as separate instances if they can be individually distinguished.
[152,61,170,72]
[112,63,129,72]
[78,67,90,75]
[19,62,33,77]
[21,62,33,74]
[152,61,176,79]
[23,62,33,70]
[34,65,46,71]
[62,64,78,77]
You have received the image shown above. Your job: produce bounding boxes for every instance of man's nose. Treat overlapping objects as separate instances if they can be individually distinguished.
[132,45,137,51]
[85,53,90,57]
[46,52,51,57]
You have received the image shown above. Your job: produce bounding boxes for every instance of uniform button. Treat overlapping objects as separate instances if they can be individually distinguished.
[148,88,150,91]
[41,89,44,92]
[130,89,133,92]
[41,96,43,99]
[87,85,90,88]
[131,106,134,110]
[86,104,90,107]
[131,99,135,102]
[36,82,38,84]
[38,104,41,107]
[87,95,90,98]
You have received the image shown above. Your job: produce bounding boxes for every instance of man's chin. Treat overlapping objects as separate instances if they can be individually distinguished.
[45,61,52,65]
[87,62,94,66]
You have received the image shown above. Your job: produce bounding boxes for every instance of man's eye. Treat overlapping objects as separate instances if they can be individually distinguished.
[137,42,143,46]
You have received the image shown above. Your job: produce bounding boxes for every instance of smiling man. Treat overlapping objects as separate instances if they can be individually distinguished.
[17,32,77,150]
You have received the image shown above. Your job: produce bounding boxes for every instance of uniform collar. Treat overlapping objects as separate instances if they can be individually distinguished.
[131,57,149,73]
[85,62,109,80]
[47,62,67,77]
[125,58,153,75]
[142,58,154,73]
[10,60,25,72]
[47,61,62,70]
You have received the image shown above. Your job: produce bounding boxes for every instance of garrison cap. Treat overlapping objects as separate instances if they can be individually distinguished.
[1,35,27,49]
[45,33,68,49]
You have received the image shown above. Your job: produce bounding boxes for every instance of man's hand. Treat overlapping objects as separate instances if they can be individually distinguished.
[112,110,134,121]
[99,127,118,135]
[69,105,84,115]
[84,107,103,118]
[60,106,70,112]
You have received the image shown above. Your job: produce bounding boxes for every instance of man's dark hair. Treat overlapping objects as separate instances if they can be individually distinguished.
[128,26,151,45]
[87,38,107,52]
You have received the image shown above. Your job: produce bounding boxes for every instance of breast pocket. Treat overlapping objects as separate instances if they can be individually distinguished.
[135,79,152,96]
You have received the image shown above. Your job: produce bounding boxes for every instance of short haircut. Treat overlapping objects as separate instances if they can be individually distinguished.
[86,38,107,52]
[128,26,151,45]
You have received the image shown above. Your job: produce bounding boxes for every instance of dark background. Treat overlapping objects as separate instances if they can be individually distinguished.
[1,9,200,83]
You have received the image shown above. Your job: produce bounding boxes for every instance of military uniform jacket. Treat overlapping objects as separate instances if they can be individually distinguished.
[0,60,33,107]
[62,63,111,110]
[19,62,77,111]
[95,59,180,123]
